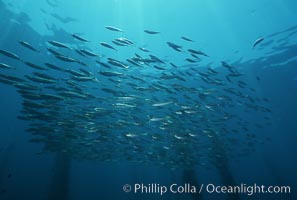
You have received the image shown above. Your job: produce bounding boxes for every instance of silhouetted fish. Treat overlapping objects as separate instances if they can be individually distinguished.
[71,34,89,42]
[181,36,194,42]
[80,49,99,57]
[144,30,160,34]
[188,49,209,57]
[139,47,150,52]
[100,42,117,51]
[105,26,123,32]
[99,71,123,76]
[48,40,71,49]
[19,41,39,52]
[0,49,21,61]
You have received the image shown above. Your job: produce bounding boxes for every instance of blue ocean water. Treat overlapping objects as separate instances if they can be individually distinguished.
[0,0,296,200]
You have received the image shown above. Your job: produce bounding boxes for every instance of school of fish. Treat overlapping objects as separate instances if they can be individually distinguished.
[0,26,272,169]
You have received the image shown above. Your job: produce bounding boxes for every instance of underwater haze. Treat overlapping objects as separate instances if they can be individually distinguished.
[0,0,297,199]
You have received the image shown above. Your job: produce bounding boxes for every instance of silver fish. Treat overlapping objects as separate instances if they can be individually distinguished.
[71,34,89,42]
[139,47,150,52]
[100,42,117,51]
[181,36,194,42]
[24,62,47,70]
[115,38,133,45]
[45,63,65,71]
[144,30,160,34]
[152,102,173,107]
[25,75,55,84]
[0,63,15,69]
[99,71,123,77]
[47,48,63,56]
[80,49,99,57]
[71,76,94,82]
[48,40,71,49]
[253,37,264,48]
[105,26,123,32]
[0,49,21,61]
[55,55,78,63]
[188,49,209,57]
[19,41,39,52]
